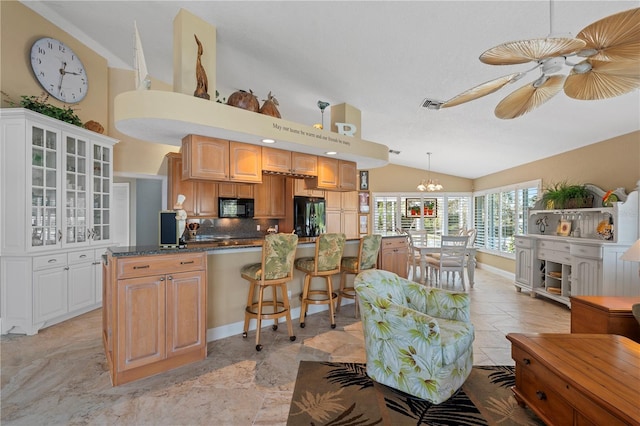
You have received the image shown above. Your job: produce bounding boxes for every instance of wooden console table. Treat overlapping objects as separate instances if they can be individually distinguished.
[571,296,640,343]
[507,333,640,426]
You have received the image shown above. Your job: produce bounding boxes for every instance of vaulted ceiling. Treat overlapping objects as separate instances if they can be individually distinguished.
[23,1,640,178]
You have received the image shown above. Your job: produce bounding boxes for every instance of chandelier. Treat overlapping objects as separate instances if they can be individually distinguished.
[417,152,443,192]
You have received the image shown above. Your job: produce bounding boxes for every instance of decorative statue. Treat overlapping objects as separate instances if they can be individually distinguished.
[193,34,210,100]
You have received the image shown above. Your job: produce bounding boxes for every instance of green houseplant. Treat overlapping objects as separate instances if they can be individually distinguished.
[542,182,593,209]
[2,92,83,127]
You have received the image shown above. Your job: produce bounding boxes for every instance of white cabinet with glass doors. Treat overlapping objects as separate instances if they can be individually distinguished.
[1,108,117,334]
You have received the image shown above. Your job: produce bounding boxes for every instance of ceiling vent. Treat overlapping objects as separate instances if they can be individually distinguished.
[420,98,444,110]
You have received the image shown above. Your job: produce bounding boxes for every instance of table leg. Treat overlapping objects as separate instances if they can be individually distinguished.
[420,255,427,285]
[467,254,476,288]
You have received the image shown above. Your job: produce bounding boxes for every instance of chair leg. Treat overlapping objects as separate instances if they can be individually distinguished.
[272,286,279,330]
[299,274,311,328]
[336,271,346,312]
[242,280,256,338]
[325,276,336,329]
[280,283,296,342]
[255,286,265,351]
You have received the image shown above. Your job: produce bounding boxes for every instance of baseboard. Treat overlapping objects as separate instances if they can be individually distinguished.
[476,262,515,281]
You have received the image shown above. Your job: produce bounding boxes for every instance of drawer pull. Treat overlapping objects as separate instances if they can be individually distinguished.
[133,265,150,270]
[48,259,57,263]
[180,260,195,265]
[80,254,87,258]
[523,358,531,365]
[536,391,546,400]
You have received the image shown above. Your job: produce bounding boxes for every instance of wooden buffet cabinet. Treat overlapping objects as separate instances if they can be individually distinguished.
[507,333,640,426]
[103,251,207,386]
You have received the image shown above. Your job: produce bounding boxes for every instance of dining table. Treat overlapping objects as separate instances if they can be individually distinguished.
[412,240,477,287]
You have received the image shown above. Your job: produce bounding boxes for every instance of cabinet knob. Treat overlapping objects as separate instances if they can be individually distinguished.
[168,276,173,281]
[523,358,531,365]
[536,391,546,400]
[159,277,165,281]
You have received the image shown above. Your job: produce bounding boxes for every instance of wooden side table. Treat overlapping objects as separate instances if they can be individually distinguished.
[570,296,640,343]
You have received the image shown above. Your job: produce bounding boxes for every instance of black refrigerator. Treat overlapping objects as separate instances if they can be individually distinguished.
[293,196,326,237]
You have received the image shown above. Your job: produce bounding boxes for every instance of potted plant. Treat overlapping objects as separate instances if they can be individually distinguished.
[542,182,593,209]
[425,201,435,215]
[2,92,83,127]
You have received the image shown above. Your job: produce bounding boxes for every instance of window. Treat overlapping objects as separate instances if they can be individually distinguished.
[373,193,472,238]
[473,180,540,256]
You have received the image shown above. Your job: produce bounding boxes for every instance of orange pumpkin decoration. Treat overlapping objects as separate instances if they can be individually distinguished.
[227,89,259,112]
[259,91,281,118]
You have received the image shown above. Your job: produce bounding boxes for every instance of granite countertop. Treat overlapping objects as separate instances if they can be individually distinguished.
[107,235,360,257]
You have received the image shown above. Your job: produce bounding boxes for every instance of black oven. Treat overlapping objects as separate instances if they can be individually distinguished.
[218,198,254,218]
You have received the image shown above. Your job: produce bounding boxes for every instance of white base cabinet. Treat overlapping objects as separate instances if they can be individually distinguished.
[1,247,107,335]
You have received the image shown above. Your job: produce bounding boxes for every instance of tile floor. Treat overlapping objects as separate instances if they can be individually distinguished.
[1,268,570,425]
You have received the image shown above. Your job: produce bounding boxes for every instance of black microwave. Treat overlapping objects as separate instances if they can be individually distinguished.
[219,198,254,218]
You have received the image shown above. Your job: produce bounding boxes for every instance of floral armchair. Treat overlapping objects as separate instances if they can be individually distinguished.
[354,269,475,404]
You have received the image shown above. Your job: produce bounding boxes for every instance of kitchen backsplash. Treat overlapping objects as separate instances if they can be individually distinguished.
[184,218,279,240]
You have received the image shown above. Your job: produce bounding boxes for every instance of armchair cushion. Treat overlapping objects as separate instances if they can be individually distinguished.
[354,269,475,404]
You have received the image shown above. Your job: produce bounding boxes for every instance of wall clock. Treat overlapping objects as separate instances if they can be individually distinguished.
[30,37,88,104]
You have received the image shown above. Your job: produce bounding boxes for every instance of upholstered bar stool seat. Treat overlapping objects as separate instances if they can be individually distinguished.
[241,233,298,351]
[337,234,382,318]
[295,233,346,329]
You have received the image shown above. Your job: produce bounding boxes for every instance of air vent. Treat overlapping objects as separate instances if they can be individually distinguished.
[420,98,444,110]
[388,149,401,155]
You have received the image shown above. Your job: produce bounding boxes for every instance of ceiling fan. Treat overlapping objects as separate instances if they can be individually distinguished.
[428,6,640,119]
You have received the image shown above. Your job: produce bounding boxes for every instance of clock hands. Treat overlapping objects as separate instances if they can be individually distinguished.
[57,62,67,95]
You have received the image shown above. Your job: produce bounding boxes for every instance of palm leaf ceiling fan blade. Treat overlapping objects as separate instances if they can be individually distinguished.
[495,75,565,119]
[565,59,640,100]
[441,73,524,108]
[479,38,586,65]
[576,7,640,62]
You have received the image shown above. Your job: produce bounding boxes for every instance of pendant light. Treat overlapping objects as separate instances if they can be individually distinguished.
[417,152,443,192]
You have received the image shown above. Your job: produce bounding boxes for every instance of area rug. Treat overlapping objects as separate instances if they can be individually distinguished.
[287,361,543,426]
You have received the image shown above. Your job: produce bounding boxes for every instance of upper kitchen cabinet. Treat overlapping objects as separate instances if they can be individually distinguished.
[217,182,254,199]
[167,153,218,217]
[262,147,317,177]
[254,174,286,218]
[1,109,118,254]
[181,135,262,183]
[306,157,357,191]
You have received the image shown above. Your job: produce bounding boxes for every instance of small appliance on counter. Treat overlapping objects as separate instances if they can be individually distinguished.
[219,198,254,218]
[159,210,183,248]
[294,196,326,237]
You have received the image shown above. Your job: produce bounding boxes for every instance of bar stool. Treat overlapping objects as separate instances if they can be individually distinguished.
[295,233,346,329]
[241,233,299,351]
[337,234,382,318]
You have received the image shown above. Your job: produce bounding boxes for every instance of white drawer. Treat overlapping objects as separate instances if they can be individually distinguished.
[68,250,96,264]
[33,253,68,270]
[538,249,571,264]
[538,240,570,252]
[515,237,533,248]
[570,244,602,260]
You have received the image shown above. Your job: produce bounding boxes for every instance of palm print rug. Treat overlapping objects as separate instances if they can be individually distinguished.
[287,362,544,426]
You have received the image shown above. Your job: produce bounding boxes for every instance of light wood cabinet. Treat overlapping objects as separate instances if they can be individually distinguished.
[167,153,218,217]
[326,191,359,238]
[254,174,286,218]
[217,182,254,199]
[294,179,324,197]
[181,135,261,183]
[103,251,207,386]
[378,236,408,278]
[262,147,318,177]
[307,157,357,191]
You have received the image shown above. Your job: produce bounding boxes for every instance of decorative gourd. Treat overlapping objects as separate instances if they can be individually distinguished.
[259,91,281,118]
[227,89,259,112]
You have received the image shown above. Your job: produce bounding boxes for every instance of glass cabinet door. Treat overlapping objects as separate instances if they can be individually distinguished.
[31,125,60,248]
[92,144,111,242]
[64,135,89,245]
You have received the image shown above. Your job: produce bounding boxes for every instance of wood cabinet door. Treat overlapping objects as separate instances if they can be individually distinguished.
[196,182,217,217]
[167,153,196,215]
[182,135,228,181]
[342,209,359,239]
[262,147,291,173]
[291,152,317,176]
[339,160,357,191]
[270,175,286,217]
[236,183,254,198]
[326,209,342,234]
[316,157,339,189]
[117,275,166,371]
[217,182,237,198]
[253,178,270,218]
[325,190,342,210]
[166,270,206,357]
[341,191,359,211]
[255,175,286,218]
[229,141,262,182]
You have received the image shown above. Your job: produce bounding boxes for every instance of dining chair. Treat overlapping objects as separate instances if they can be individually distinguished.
[425,235,469,289]
[240,233,299,351]
[407,230,428,282]
[295,233,346,329]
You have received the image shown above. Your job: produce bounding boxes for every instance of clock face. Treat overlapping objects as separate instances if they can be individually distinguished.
[30,37,88,104]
